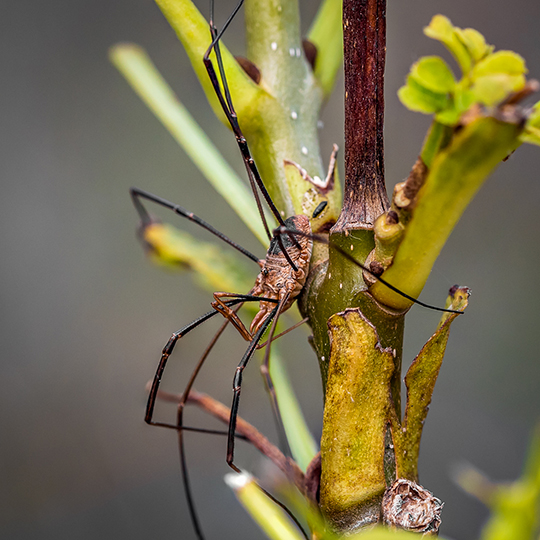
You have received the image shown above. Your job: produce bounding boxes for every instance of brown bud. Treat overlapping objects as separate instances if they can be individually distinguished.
[369,260,385,277]
[302,39,317,70]
[304,451,321,503]
[235,56,261,84]
[382,479,443,534]
[386,210,399,225]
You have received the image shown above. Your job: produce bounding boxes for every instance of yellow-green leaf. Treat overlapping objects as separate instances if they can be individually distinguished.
[472,73,526,106]
[392,287,469,481]
[398,77,450,114]
[434,105,462,126]
[456,27,493,63]
[424,15,472,74]
[410,56,456,94]
[473,50,527,79]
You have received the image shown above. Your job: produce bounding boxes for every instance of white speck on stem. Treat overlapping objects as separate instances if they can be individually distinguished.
[339,283,343,289]
[289,47,295,57]
[290,110,298,120]
[350,244,354,251]
[296,47,301,57]
[321,356,326,362]
[301,146,308,155]
[271,42,277,51]
[313,175,321,184]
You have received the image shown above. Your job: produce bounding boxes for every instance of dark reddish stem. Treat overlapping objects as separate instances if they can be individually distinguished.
[333,0,389,232]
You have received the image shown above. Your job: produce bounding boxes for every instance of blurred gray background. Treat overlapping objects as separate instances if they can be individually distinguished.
[1,1,540,539]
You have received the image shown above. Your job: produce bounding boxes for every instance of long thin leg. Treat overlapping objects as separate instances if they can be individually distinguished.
[176,315,232,540]
[210,16,283,247]
[272,226,465,315]
[145,296,276,430]
[226,305,280,472]
[130,187,261,265]
[203,2,290,241]
[259,292,292,458]
[159,387,310,539]
[257,317,308,349]
[145,293,282,540]
[211,291,256,341]
[157,386,310,540]
[170,295,288,540]
[165,393,310,540]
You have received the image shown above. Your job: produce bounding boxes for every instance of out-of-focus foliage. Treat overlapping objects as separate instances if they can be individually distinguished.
[142,223,253,292]
[457,425,540,540]
[522,101,540,146]
[398,15,539,130]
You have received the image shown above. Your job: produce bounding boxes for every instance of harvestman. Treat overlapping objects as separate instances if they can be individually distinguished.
[130,1,464,537]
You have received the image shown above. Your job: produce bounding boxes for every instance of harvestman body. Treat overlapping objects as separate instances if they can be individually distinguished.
[212,215,312,341]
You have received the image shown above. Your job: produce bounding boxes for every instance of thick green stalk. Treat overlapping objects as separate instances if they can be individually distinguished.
[320,310,395,529]
[243,0,341,221]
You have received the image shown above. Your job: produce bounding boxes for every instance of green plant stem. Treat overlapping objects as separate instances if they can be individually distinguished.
[320,309,395,530]
[420,120,453,168]
[372,115,522,310]
[243,0,338,220]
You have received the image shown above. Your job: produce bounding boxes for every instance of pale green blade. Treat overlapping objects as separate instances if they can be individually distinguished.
[110,43,268,246]
[270,346,318,472]
[307,0,343,98]
[225,473,306,540]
